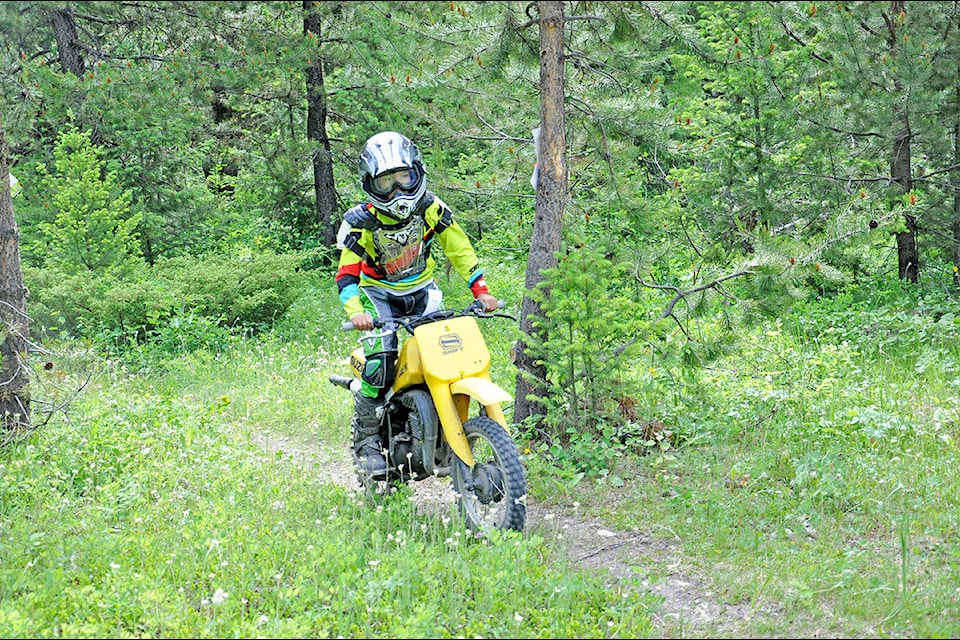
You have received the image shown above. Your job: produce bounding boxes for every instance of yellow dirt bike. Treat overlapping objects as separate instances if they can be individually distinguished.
[329,300,527,532]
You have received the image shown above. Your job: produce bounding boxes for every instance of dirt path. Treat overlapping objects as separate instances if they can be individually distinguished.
[252,430,779,638]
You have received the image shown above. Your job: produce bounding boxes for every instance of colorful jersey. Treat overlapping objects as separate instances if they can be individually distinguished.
[335,194,489,318]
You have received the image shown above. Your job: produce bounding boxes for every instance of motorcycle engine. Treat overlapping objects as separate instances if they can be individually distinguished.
[387,428,424,477]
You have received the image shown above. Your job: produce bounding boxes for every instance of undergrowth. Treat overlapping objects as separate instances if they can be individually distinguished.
[0,276,655,638]
[4,266,960,637]
[533,277,960,637]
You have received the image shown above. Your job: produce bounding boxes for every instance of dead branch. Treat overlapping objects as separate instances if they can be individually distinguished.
[638,269,754,321]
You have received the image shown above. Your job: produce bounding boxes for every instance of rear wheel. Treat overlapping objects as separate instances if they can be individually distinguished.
[450,415,526,532]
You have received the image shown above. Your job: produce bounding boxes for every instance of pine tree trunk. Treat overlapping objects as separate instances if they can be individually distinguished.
[889,0,919,283]
[952,71,960,286]
[513,1,566,430]
[0,131,31,435]
[304,1,339,256]
[49,8,85,77]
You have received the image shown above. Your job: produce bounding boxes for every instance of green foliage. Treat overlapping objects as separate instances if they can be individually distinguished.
[791,278,960,368]
[524,243,656,475]
[0,340,655,638]
[23,249,309,356]
[522,270,960,637]
[153,249,308,329]
[33,125,143,275]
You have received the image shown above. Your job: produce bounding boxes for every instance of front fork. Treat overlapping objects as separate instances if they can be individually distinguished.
[438,383,512,467]
[456,457,475,492]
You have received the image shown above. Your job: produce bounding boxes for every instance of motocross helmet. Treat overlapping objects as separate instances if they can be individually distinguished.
[358,131,427,222]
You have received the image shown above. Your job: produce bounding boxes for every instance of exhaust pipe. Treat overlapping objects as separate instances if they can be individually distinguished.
[329,375,361,393]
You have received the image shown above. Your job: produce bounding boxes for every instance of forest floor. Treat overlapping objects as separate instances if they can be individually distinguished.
[253,429,789,638]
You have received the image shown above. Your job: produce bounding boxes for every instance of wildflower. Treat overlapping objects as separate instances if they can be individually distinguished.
[514,612,524,623]
[211,588,228,605]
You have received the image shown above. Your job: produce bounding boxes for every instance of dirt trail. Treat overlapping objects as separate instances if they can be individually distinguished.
[253,430,779,638]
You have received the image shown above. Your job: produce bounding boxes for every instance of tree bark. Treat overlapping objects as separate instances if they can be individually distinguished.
[889,0,919,282]
[304,1,339,257]
[49,8,85,77]
[0,131,31,435]
[513,1,566,429]
[953,63,960,286]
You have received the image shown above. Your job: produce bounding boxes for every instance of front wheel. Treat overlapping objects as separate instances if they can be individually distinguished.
[450,416,527,532]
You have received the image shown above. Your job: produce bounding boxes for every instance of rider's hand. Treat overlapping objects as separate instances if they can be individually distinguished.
[351,312,374,331]
[476,293,499,313]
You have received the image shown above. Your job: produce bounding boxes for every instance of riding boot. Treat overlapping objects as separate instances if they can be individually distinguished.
[352,394,387,477]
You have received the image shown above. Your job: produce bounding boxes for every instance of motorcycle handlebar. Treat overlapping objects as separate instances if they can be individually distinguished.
[340,317,386,332]
[340,300,508,332]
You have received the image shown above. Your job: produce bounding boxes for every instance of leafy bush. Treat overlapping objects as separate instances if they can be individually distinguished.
[152,250,308,330]
[24,250,309,353]
[523,243,660,474]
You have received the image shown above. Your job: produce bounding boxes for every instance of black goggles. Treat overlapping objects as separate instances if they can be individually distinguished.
[370,168,418,196]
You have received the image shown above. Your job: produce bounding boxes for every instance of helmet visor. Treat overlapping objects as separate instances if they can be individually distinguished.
[370,168,418,197]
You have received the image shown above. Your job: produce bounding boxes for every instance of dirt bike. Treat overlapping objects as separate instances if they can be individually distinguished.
[329,300,527,532]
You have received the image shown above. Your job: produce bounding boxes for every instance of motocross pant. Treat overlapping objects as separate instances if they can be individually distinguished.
[351,281,443,474]
[356,281,443,399]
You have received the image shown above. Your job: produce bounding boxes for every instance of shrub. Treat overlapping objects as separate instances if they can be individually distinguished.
[523,243,657,474]
[23,250,308,352]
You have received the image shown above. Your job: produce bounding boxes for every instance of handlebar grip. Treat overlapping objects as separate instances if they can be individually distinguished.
[341,318,386,331]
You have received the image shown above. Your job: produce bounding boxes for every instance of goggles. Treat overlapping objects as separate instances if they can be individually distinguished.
[371,168,418,196]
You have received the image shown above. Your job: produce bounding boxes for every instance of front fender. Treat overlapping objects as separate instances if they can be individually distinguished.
[428,376,513,468]
[449,377,512,407]
[449,377,511,429]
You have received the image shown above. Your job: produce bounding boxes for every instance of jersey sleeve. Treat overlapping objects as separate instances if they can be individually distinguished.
[433,208,490,298]
[335,248,365,318]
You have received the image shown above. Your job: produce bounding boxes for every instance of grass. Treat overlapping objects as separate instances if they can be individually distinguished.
[538,289,960,637]
[0,281,657,638]
[2,274,959,637]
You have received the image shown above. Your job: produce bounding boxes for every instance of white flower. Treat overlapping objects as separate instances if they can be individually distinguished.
[211,588,228,605]
[109,562,121,571]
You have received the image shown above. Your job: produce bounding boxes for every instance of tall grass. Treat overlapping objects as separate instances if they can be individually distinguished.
[0,279,655,638]
[554,282,960,637]
[5,271,960,637]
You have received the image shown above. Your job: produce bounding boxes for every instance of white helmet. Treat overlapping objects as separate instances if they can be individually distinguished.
[358,131,427,221]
